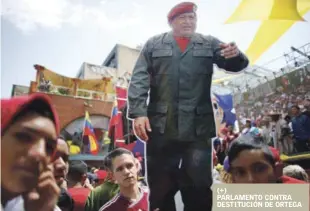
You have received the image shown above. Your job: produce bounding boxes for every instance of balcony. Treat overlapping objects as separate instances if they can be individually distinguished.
[36,83,115,102]
[32,64,116,102]
[76,88,115,102]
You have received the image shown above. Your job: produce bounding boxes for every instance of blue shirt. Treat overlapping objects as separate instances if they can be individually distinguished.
[292,114,310,140]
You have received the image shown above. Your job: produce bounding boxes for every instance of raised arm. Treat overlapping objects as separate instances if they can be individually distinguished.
[211,36,249,72]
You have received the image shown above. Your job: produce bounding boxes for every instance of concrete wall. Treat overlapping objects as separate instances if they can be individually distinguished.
[83,63,117,80]
[117,45,140,77]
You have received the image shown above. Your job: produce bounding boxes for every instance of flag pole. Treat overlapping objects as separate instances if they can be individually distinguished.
[82,110,87,138]
[81,110,87,153]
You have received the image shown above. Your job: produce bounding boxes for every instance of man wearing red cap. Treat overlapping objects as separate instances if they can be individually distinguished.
[1,93,62,211]
[127,2,249,210]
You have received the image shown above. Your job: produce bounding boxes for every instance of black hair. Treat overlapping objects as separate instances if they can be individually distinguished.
[104,148,134,171]
[284,115,291,122]
[68,160,87,182]
[228,134,275,169]
[291,105,300,110]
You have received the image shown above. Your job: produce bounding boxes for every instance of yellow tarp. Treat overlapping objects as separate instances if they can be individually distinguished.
[79,79,114,93]
[226,0,305,23]
[41,69,74,88]
[39,66,115,94]
[246,0,310,64]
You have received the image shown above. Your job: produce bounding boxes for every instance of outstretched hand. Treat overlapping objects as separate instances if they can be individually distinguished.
[220,42,239,59]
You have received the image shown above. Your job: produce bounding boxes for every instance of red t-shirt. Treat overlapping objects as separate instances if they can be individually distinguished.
[67,187,91,211]
[225,132,239,145]
[174,36,190,52]
[99,187,149,211]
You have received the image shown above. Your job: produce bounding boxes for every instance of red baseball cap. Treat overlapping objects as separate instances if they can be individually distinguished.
[95,170,108,181]
[1,93,60,136]
[167,2,197,22]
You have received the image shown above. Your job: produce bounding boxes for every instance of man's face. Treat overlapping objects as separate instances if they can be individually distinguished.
[170,12,197,37]
[246,121,251,128]
[112,154,138,188]
[227,125,233,132]
[52,138,69,186]
[1,112,57,194]
[291,107,299,116]
[230,149,277,183]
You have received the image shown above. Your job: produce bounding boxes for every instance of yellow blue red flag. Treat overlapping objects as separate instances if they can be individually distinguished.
[83,111,99,155]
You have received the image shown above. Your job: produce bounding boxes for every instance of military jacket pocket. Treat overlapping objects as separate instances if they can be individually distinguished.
[151,49,173,75]
[152,49,173,58]
[147,104,168,134]
[195,105,216,138]
[192,48,214,75]
[193,49,213,57]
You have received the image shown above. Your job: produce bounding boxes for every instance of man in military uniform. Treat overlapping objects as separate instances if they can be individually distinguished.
[127,2,249,211]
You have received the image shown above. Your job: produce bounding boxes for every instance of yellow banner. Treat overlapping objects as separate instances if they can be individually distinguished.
[78,79,114,93]
[41,69,74,88]
[226,0,305,23]
[38,66,115,94]
[246,1,310,64]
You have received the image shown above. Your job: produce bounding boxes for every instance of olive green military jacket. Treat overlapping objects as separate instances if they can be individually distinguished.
[128,32,249,142]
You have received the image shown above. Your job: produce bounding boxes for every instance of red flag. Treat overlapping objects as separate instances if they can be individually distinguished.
[108,100,124,143]
[116,86,127,109]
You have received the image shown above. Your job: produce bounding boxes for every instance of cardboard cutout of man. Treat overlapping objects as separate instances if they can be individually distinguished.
[127,2,249,211]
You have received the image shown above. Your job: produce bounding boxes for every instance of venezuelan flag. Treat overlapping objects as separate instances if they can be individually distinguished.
[108,100,120,135]
[83,111,99,155]
[108,100,124,146]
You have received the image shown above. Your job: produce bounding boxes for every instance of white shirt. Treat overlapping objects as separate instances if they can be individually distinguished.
[3,196,61,211]
[212,168,222,184]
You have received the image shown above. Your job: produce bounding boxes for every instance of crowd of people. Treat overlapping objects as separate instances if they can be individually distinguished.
[212,135,309,185]
[215,105,310,165]
[1,93,148,211]
[2,93,309,211]
[231,82,310,156]
[2,1,310,211]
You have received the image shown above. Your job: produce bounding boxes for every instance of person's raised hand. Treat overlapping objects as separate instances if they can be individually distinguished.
[23,165,60,211]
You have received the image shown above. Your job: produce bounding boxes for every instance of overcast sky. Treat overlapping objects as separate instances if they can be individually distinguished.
[1,0,310,97]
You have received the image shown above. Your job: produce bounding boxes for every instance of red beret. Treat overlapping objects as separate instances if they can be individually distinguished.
[1,93,60,136]
[168,2,197,22]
